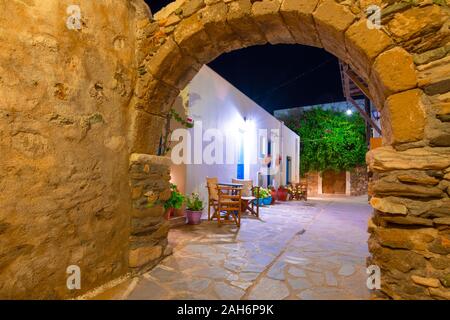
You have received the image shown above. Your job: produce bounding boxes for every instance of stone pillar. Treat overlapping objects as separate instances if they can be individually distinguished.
[350,166,369,196]
[128,154,172,271]
[345,171,351,196]
[317,172,323,195]
[306,172,319,196]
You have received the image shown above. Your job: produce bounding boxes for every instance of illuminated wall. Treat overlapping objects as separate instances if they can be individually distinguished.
[169,65,300,207]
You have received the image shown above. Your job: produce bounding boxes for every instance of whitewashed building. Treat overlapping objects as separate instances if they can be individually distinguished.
[169,66,300,204]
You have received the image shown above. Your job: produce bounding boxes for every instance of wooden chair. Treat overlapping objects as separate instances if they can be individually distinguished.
[206,177,219,221]
[216,185,242,227]
[232,179,260,218]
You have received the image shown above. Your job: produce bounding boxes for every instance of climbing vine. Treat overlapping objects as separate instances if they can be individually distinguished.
[282,108,367,176]
[159,108,194,156]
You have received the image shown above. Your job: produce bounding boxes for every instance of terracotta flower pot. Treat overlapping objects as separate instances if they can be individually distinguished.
[270,190,277,204]
[277,188,288,201]
[186,210,202,225]
[165,208,175,220]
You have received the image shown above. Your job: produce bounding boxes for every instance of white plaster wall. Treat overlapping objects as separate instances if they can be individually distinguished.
[171,66,300,205]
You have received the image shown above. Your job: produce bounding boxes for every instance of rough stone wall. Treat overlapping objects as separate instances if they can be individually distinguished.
[350,166,368,196]
[365,3,450,300]
[0,0,148,299]
[368,148,450,299]
[1,0,449,299]
[128,154,172,270]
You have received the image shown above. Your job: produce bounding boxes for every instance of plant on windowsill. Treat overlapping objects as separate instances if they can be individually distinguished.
[185,192,204,225]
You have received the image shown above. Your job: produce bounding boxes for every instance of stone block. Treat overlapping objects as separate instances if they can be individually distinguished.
[429,288,450,300]
[417,56,450,96]
[136,79,180,115]
[313,0,355,62]
[180,0,205,18]
[131,217,164,235]
[200,2,243,53]
[380,216,434,227]
[367,146,450,172]
[129,245,163,268]
[374,227,436,251]
[370,47,417,107]
[131,205,165,219]
[226,0,267,47]
[371,245,426,273]
[129,110,164,154]
[279,0,321,47]
[382,89,426,145]
[344,19,393,80]
[370,180,445,198]
[251,0,295,45]
[397,171,440,186]
[370,197,407,215]
[173,12,220,64]
[129,153,172,167]
[387,5,449,52]
[146,37,200,89]
[411,275,440,288]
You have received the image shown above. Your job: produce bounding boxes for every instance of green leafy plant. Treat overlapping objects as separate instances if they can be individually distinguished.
[159,108,194,156]
[164,184,185,210]
[185,192,204,211]
[281,107,367,176]
[257,188,271,199]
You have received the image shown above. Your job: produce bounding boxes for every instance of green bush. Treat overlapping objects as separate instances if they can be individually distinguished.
[164,184,185,210]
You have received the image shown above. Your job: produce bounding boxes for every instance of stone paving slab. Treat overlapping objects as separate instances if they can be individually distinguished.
[91,196,372,300]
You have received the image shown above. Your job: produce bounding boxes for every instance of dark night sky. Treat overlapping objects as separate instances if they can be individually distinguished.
[146,1,345,113]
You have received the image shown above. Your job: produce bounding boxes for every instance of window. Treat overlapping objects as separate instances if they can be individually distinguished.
[286,156,292,185]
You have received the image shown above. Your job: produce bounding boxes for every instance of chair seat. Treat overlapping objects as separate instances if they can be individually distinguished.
[241,196,256,201]
[220,199,238,204]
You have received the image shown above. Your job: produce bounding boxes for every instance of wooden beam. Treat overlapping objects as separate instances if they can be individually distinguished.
[345,69,372,100]
[347,96,382,135]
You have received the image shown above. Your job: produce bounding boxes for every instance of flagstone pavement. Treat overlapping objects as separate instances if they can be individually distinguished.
[92,196,372,300]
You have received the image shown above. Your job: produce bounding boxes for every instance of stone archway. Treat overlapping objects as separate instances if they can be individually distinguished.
[0,0,448,300]
[129,0,450,300]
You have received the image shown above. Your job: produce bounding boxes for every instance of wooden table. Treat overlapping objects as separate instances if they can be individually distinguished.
[217,182,243,188]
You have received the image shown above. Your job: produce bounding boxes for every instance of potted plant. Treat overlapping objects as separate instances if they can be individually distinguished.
[261,188,272,206]
[256,188,270,206]
[286,184,294,201]
[185,192,204,225]
[164,184,185,220]
[268,185,277,204]
[277,185,288,201]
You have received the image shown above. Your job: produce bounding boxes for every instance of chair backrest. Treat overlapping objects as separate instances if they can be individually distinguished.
[217,185,242,211]
[206,177,219,201]
[232,178,253,197]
